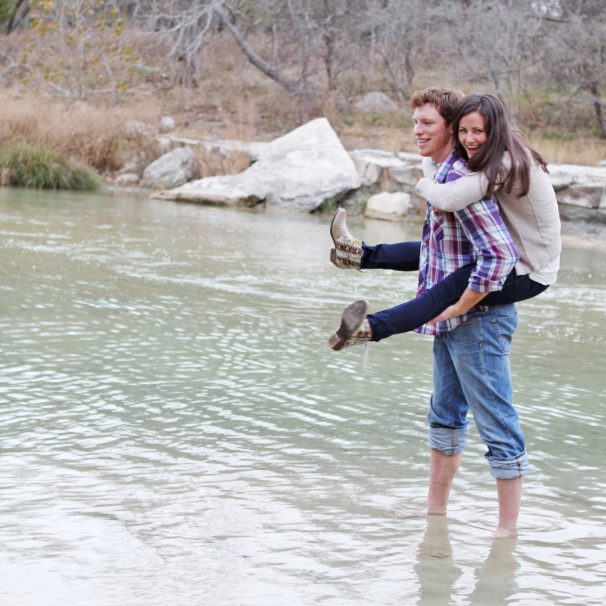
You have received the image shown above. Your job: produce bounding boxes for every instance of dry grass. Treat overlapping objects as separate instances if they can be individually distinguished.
[528,135,606,167]
[0,92,161,173]
[194,148,251,177]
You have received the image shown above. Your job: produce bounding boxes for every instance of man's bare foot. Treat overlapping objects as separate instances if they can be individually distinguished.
[493,525,517,539]
[395,507,430,519]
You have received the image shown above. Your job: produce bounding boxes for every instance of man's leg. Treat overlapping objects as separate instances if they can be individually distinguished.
[496,477,523,537]
[428,449,462,515]
[427,335,469,514]
[448,305,527,535]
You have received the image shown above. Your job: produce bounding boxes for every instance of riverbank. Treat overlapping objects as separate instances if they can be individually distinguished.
[561,219,606,251]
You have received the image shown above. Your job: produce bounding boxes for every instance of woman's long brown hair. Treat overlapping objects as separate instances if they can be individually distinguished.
[453,93,548,198]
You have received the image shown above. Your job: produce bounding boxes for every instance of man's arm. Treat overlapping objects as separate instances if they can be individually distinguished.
[432,197,518,323]
[430,288,488,323]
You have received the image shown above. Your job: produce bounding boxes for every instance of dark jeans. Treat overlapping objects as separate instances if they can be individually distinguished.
[361,241,548,342]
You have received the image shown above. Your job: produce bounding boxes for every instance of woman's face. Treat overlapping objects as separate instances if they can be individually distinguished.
[458,111,487,158]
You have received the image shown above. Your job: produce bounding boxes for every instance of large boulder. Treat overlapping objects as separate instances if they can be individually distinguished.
[154,118,361,211]
[364,192,412,221]
[547,163,606,220]
[142,147,200,189]
[349,149,411,187]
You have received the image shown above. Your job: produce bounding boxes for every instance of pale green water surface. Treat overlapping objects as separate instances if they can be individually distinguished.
[0,188,605,605]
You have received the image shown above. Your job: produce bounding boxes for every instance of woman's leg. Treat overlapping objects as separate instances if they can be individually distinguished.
[361,241,421,271]
[368,264,472,341]
[331,208,422,271]
[367,269,548,342]
[483,275,548,305]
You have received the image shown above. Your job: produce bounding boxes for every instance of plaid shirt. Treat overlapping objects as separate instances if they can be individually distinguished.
[415,150,519,336]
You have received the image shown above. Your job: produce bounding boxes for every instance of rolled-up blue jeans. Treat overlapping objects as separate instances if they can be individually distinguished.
[428,304,528,480]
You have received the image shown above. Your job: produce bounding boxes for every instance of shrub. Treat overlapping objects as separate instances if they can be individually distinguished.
[0,145,101,190]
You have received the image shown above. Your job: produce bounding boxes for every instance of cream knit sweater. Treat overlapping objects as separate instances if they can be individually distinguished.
[416,155,561,284]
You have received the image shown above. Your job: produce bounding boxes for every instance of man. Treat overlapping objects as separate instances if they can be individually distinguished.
[330,88,526,536]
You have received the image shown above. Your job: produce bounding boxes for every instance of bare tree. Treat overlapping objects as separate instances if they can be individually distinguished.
[363,0,445,101]
[540,0,606,137]
[444,0,547,118]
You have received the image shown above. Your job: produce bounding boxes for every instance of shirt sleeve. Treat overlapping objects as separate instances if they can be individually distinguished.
[455,197,519,292]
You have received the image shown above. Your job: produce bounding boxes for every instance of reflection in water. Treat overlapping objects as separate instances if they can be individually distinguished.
[415,516,461,605]
[415,516,519,606]
[0,190,605,605]
[469,536,518,606]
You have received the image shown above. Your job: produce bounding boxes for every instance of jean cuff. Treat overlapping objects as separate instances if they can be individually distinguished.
[486,451,528,479]
[428,426,468,456]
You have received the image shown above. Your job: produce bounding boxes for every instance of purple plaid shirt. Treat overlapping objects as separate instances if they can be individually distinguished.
[415,150,519,336]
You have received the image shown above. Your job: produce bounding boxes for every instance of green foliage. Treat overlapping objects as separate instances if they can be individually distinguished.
[0,145,101,191]
[0,0,16,23]
[316,197,340,213]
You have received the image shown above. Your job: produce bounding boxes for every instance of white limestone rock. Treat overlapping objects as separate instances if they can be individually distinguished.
[114,173,140,187]
[364,192,412,221]
[141,147,200,189]
[349,149,423,189]
[155,118,361,211]
[548,164,606,210]
[159,116,176,133]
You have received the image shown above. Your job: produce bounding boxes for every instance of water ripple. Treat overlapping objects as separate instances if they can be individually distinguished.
[0,194,604,605]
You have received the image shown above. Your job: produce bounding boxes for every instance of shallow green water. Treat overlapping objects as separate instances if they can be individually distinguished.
[0,188,605,605]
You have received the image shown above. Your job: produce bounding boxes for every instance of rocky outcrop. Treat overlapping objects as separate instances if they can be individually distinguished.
[154,118,361,211]
[364,192,412,220]
[548,164,606,219]
[141,147,200,189]
[348,150,606,221]
[162,136,270,162]
[145,117,606,220]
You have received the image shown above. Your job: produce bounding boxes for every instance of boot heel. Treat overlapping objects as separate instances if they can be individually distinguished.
[328,300,369,351]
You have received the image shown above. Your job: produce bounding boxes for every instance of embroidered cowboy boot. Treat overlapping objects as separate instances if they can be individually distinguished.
[330,208,363,270]
[328,300,373,351]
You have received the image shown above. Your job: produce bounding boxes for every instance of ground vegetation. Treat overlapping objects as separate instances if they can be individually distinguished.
[0,0,603,184]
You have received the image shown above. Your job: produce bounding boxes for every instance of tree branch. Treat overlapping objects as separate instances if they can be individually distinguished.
[214,5,309,97]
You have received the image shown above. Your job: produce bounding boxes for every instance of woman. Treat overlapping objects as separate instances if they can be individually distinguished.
[329,93,561,350]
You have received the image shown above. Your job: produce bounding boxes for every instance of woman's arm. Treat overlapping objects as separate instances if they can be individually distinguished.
[415,171,489,211]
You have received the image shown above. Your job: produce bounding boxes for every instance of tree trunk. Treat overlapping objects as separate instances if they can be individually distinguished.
[588,81,606,138]
[214,6,308,97]
[7,0,30,34]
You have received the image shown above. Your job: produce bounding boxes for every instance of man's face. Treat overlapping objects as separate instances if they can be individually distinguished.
[412,103,453,163]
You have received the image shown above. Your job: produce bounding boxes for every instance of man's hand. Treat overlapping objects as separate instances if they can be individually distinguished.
[430,288,488,323]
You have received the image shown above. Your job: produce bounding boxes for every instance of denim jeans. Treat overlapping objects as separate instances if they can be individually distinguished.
[362,241,548,342]
[428,304,528,479]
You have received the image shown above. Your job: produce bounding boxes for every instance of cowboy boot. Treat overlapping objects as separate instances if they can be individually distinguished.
[330,208,363,270]
[328,300,373,351]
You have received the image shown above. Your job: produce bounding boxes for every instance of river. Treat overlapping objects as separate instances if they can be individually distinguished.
[0,188,605,605]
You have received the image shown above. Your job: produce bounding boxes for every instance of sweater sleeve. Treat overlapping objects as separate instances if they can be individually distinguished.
[415,152,513,211]
[415,171,489,211]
